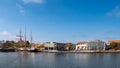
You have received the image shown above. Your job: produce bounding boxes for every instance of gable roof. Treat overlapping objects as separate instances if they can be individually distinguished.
[109,40,120,43]
[77,42,87,45]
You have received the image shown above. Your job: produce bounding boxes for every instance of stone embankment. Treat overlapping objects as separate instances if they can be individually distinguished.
[41,50,120,53]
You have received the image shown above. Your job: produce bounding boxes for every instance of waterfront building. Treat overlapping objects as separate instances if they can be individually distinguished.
[76,40,106,50]
[87,40,106,50]
[0,40,5,46]
[1,41,15,49]
[76,42,88,50]
[108,40,120,44]
[44,42,67,51]
[108,40,120,49]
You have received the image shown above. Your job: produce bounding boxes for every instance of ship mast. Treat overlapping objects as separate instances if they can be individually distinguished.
[30,30,33,44]
[17,29,23,41]
[24,28,26,41]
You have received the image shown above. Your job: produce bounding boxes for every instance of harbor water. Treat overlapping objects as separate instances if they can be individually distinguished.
[0,52,120,68]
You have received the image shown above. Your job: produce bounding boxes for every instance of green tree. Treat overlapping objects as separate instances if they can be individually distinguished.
[110,42,118,49]
[66,43,74,51]
[11,43,21,48]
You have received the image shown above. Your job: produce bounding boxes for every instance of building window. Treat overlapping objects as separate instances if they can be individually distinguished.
[50,47,54,50]
[45,47,48,50]
[77,47,79,50]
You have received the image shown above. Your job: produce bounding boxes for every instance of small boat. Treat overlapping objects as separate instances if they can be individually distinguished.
[28,49,39,52]
[0,48,15,52]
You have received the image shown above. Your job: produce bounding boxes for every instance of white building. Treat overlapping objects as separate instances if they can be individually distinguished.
[76,40,106,50]
[44,42,67,51]
[87,40,106,50]
[0,40,4,46]
[76,42,88,50]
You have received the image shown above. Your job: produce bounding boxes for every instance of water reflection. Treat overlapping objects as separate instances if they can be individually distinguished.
[75,53,120,68]
[18,52,35,60]
[0,52,120,68]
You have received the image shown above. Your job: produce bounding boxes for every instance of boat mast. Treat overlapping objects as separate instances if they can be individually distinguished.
[17,29,23,41]
[25,28,26,41]
[30,30,33,44]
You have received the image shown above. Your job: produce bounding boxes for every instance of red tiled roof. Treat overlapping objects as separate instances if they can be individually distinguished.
[109,40,120,44]
[77,42,87,45]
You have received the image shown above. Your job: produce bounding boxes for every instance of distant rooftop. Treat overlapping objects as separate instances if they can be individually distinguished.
[109,40,120,43]
[77,42,87,45]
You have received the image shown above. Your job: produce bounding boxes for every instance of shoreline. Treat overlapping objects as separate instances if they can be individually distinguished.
[0,48,120,53]
[41,50,120,53]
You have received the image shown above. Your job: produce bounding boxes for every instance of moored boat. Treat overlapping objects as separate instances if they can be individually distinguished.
[0,48,15,52]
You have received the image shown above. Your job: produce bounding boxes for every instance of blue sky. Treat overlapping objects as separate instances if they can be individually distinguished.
[0,0,120,43]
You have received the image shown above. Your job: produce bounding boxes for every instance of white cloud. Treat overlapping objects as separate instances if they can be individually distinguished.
[22,0,45,4]
[107,6,120,17]
[0,31,11,36]
[16,3,25,15]
[8,35,19,40]
[0,31,18,41]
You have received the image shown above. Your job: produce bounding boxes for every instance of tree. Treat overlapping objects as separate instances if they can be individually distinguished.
[66,43,74,51]
[110,42,118,49]
[11,43,21,48]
